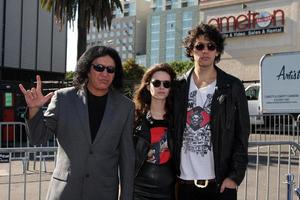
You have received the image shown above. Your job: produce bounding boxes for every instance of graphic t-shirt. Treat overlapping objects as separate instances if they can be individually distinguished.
[146,119,170,165]
[179,77,216,180]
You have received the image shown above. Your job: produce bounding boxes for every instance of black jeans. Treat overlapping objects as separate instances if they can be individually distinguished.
[177,181,237,200]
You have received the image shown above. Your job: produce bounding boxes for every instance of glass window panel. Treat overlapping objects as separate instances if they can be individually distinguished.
[130,2,136,16]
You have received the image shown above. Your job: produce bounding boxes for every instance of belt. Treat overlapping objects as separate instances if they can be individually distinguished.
[177,177,215,188]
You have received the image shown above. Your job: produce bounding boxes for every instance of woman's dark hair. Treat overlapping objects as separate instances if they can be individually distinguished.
[73,46,123,90]
[183,23,225,63]
[133,63,176,123]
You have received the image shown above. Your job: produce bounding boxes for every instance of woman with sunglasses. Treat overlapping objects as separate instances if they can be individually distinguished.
[133,63,176,200]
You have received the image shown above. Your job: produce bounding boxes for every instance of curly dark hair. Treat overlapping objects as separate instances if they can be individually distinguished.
[73,46,123,90]
[133,63,176,123]
[183,23,225,63]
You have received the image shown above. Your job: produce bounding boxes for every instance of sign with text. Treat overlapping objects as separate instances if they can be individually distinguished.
[260,52,300,113]
[5,92,12,107]
[208,9,285,38]
[0,153,9,163]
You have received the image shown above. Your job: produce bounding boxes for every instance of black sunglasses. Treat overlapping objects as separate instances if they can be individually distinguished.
[194,43,217,51]
[91,63,115,74]
[151,80,171,88]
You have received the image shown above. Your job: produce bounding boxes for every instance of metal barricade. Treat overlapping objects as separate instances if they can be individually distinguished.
[0,147,57,200]
[249,114,299,143]
[239,141,300,200]
[0,122,58,171]
[0,122,29,149]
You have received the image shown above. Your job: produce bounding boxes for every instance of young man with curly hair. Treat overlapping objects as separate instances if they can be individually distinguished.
[173,23,250,200]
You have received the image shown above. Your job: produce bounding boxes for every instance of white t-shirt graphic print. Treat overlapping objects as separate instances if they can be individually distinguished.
[180,77,216,180]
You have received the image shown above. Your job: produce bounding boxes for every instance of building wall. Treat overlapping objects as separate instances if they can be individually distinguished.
[146,5,199,67]
[86,0,151,62]
[21,0,38,70]
[135,0,151,55]
[200,0,300,81]
[4,0,22,68]
[52,20,67,73]
[0,0,67,80]
[0,0,4,66]
[37,4,53,72]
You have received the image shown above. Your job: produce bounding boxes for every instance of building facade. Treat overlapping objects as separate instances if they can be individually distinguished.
[200,0,300,81]
[87,0,151,64]
[0,0,67,124]
[0,0,67,82]
[146,0,199,67]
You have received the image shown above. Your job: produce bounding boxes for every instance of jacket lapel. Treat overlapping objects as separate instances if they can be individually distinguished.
[211,67,231,118]
[75,87,92,144]
[93,89,118,143]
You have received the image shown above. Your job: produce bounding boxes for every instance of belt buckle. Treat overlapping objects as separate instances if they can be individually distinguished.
[194,180,208,188]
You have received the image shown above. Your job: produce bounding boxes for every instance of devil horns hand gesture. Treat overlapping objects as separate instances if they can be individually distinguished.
[19,75,54,119]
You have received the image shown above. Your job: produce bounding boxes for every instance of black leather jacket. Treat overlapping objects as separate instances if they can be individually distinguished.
[133,113,174,177]
[172,66,250,186]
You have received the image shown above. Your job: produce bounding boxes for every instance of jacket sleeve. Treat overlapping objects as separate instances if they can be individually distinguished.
[119,104,135,200]
[228,81,250,185]
[25,91,59,145]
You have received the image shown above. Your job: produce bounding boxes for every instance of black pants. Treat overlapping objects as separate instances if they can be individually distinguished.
[177,181,237,200]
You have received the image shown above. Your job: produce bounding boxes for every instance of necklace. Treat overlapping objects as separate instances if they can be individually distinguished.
[149,111,165,120]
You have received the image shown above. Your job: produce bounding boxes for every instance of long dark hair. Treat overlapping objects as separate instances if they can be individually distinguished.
[73,46,123,90]
[183,23,225,63]
[133,63,176,123]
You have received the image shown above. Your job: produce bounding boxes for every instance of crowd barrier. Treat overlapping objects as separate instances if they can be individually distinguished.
[249,114,300,143]
[240,141,300,200]
[0,147,57,200]
[1,114,300,199]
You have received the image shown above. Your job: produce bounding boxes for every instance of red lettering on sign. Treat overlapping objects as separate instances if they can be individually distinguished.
[208,9,285,32]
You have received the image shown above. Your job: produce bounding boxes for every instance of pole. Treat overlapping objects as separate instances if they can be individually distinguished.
[287,174,294,200]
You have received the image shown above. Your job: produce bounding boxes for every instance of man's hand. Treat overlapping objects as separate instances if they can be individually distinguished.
[220,177,237,193]
[19,75,54,119]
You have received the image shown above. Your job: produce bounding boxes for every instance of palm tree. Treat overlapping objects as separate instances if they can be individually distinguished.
[41,0,123,59]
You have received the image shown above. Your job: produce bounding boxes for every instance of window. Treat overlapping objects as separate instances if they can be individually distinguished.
[166,5,172,10]
[150,15,161,65]
[245,86,260,100]
[165,13,176,62]
[130,2,136,16]
[153,0,163,11]
[181,11,193,60]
